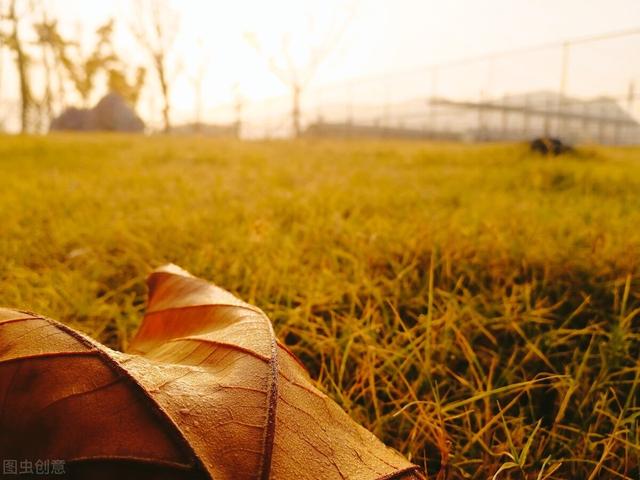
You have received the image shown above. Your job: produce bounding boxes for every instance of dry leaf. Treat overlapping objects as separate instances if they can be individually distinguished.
[0,264,422,479]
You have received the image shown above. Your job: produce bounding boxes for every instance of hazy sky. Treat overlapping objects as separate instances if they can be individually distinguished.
[2,0,639,126]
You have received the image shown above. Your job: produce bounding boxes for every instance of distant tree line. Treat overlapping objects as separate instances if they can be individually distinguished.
[0,0,178,133]
[0,0,352,135]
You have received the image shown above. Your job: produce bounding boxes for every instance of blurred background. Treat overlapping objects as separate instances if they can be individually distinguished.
[1,0,639,143]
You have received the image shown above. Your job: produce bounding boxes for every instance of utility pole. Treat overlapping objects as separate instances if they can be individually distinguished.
[621,80,635,144]
[558,41,570,138]
[430,67,438,134]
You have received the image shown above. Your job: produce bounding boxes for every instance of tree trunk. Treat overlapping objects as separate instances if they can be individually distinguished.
[234,96,243,138]
[40,45,54,130]
[156,55,171,133]
[9,0,31,133]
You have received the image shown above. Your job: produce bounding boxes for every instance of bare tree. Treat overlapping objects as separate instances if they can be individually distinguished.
[246,5,353,137]
[188,37,208,132]
[131,0,179,133]
[232,82,244,137]
[0,0,33,133]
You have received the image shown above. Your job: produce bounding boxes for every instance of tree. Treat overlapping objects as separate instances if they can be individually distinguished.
[232,82,244,137]
[0,0,33,133]
[62,20,117,107]
[106,66,146,106]
[188,37,208,132]
[37,16,145,111]
[131,0,179,133]
[95,18,147,107]
[245,5,353,138]
[33,12,74,126]
[33,16,54,126]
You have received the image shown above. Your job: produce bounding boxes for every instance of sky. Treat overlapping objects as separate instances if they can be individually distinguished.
[1,0,639,128]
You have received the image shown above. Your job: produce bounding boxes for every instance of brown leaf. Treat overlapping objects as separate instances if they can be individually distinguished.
[0,264,422,480]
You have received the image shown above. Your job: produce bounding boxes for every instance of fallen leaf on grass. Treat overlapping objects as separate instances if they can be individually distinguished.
[0,264,422,480]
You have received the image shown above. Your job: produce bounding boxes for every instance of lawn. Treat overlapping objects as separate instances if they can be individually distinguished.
[1,134,639,479]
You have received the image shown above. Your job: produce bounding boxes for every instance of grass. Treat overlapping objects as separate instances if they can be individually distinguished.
[1,133,639,479]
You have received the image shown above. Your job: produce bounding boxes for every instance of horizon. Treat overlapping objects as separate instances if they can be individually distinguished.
[1,0,639,132]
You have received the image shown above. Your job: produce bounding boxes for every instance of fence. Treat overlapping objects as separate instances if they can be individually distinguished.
[205,28,640,144]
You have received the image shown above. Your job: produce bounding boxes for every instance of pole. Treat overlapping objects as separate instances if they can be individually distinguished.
[430,67,439,135]
[558,41,570,138]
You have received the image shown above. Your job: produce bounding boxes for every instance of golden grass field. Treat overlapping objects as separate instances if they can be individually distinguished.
[1,134,639,479]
